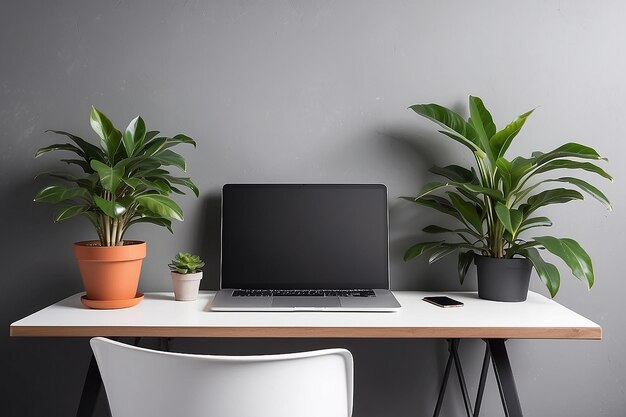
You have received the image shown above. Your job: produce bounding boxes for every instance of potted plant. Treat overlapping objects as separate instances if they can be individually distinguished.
[169,252,205,301]
[35,106,199,309]
[403,96,611,301]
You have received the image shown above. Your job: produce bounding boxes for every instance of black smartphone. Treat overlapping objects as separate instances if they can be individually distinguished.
[423,296,464,308]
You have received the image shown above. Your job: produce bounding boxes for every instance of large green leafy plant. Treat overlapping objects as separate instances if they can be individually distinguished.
[35,106,199,246]
[403,96,611,297]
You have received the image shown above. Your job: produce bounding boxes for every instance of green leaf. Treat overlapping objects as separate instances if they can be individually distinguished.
[495,202,523,236]
[89,106,114,144]
[518,216,552,233]
[127,217,173,233]
[120,155,158,174]
[169,185,184,194]
[458,251,474,284]
[401,195,464,223]
[162,176,200,197]
[447,192,483,234]
[34,185,89,204]
[489,109,534,158]
[422,225,483,241]
[135,194,184,221]
[416,181,503,201]
[437,130,486,158]
[423,225,455,234]
[429,165,477,183]
[170,134,197,147]
[429,246,458,264]
[35,143,84,159]
[533,159,612,181]
[90,160,124,193]
[521,188,584,215]
[468,96,496,160]
[53,205,89,222]
[123,178,170,194]
[136,167,170,178]
[123,116,146,157]
[45,130,106,161]
[508,156,536,190]
[533,236,594,289]
[90,106,122,159]
[409,103,482,152]
[533,142,607,165]
[544,177,612,210]
[133,130,159,154]
[496,158,512,193]
[142,137,168,156]
[93,194,127,218]
[34,172,96,193]
[153,149,186,171]
[403,241,444,261]
[522,247,561,297]
[61,159,93,173]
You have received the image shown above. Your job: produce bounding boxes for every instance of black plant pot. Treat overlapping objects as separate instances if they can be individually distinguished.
[474,255,532,302]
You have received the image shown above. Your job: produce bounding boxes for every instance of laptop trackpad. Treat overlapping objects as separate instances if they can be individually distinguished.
[272,297,341,308]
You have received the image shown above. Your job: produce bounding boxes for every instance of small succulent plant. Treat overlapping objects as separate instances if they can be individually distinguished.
[169,252,205,274]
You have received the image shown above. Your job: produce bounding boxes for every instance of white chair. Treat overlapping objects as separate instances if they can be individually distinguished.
[90,337,354,417]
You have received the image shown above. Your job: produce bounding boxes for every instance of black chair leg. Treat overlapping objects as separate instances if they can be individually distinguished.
[75,354,102,417]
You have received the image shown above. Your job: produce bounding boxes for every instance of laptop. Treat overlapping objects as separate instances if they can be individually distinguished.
[210,184,401,312]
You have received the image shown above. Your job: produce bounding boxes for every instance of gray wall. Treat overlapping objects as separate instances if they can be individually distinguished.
[1,1,623,416]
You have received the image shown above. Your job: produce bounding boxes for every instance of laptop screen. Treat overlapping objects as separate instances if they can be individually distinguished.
[221,184,389,290]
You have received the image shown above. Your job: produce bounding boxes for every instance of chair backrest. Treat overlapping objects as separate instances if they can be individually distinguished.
[90,337,353,417]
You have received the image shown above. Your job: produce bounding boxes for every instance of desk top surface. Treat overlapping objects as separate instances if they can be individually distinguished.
[10,291,601,339]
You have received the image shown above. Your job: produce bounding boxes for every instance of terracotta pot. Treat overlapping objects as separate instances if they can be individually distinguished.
[74,240,147,301]
[171,271,203,301]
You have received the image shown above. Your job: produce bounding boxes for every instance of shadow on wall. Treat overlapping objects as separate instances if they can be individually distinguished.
[381,128,474,291]
[193,193,222,290]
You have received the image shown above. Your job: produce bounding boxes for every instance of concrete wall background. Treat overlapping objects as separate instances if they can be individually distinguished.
[1,1,623,416]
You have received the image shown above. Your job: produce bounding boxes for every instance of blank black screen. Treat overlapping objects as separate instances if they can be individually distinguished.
[221,184,389,289]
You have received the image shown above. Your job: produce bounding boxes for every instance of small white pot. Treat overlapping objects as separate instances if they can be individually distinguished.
[171,271,203,301]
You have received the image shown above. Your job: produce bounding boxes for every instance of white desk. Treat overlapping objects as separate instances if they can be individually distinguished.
[10,291,601,339]
[9,291,602,417]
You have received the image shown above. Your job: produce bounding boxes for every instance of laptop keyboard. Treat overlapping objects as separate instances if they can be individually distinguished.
[232,289,376,297]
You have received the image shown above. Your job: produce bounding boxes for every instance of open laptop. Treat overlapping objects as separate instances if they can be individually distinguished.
[210,184,401,312]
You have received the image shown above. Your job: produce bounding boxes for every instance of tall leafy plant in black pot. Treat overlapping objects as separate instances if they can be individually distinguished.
[34,106,199,308]
[403,96,611,301]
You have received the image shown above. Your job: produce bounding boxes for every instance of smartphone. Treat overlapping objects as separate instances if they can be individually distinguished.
[423,296,464,308]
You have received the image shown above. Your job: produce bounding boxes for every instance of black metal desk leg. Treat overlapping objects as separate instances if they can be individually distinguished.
[473,342,491,417]
[75,354,102,417]
[160,337,171,352]
[433,341,454,417]
[451,339,474,417]
[433,339,473,417]
[488,339,523,417]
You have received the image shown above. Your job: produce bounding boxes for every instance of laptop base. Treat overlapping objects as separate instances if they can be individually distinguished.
[210,289,401,312]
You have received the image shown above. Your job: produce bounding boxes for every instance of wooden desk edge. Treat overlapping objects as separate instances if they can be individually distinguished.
[10,325,602,340]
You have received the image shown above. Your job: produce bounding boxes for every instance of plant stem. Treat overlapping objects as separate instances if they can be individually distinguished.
[116,216,124,245]
[103,214,111,246]
[111,217,118,247]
